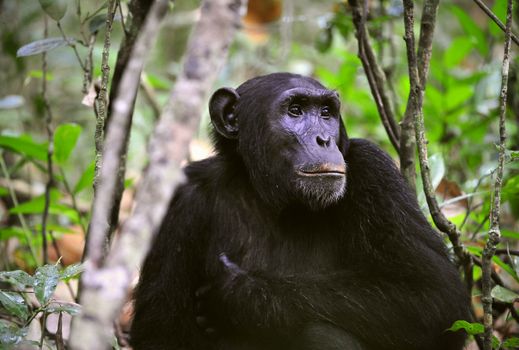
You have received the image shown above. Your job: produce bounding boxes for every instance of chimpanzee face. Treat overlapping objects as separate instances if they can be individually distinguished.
[209,73,347,210]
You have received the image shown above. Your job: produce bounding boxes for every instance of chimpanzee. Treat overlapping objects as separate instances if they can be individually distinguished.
[130,73,471,350]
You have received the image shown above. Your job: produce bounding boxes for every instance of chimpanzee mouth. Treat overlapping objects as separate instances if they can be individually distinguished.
[297,163,346,177]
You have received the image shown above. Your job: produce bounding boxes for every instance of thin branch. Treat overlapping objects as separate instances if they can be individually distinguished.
[92,0,117,193]
[406,0,469,265]
[41,16,53,266]
[349,0,401,153]
[481,0,513,348]
[70,0,247,348]
[472,0,519,47]
[56,21,86,71]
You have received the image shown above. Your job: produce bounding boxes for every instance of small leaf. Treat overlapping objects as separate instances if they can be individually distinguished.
[73,161,95,194]
[447,320,484,335]
[0,291,30,321]
[39,0,68,21]
[492,255,519,283]
[0,320,28,345]
[0,270,34,290]
[429,153,445,190]
[0,134,47,161]
[10,190,61,215]
[53,123,82,165]
[46,302,81,315]
[33,264,60,305]
[17,37,74,57]
[491,285,519,303]
[60,263,84,280]
[0,95,25,109]
[503,337,519,349]
[0,227,26,241]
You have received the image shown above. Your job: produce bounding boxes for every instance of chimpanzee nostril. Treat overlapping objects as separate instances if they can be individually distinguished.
[316,135,331,147]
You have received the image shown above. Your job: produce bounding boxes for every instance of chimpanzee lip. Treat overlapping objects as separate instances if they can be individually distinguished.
[297,163,346,176]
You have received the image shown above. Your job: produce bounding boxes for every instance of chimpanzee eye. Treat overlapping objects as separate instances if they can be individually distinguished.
[321,106,331,119]
[288,104,303,116]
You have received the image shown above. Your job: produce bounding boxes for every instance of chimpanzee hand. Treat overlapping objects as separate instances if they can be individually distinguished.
[195,253,247,338]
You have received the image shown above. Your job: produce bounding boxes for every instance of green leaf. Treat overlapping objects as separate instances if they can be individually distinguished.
[491,285,519,303]
[17,37,74,57]
[0,134,47,161]
[450,5,488,56]
[60,263,84,280]
[39,0,67,20]
[53,123,82,165]
[447,320,484,335]
[0,227,26,241]
[0,320,28,345]
[33,264,60,305]
[0,291,29,321]
[443,37,473,68]
[46,302,81,315]
[501,229,519,240]
[492,255,519,283]
[143,73,170,90]
[10,190,61,215]
[0,271,34,290]
[503,337,519,349]
[489,0,506,37]
[73,161,95,194]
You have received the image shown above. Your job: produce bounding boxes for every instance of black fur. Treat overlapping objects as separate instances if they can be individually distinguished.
[130,73,471,350]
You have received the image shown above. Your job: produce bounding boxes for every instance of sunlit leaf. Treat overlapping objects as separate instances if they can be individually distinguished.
[46,302,81,315]
[60,263,84,280]
[0,320,28,345]
[491,285,519,303]
[53,123,82,165]
[492,255,519,283]
[39,0,68,21]
[0,291,29,321]
[17,37,74,57]
[33,264,60,305]
[443,37,473,68]
[0,270,34,290]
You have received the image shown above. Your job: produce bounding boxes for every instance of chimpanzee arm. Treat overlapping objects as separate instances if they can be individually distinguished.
[130,182,210,350]
[212,250,468,350]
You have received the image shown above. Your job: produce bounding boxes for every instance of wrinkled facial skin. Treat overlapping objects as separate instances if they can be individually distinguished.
[269,87,346,209]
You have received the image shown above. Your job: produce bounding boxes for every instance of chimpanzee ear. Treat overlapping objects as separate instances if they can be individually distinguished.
[209,87,240,139]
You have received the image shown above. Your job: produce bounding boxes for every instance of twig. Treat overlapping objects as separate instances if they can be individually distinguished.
[55,312,64,350]
[472,0,519,47]
[481,1,513,348]
[42,16,53,266]
[0,154,38,265]
[56,21,86,71]
[92,0,117,193]
[349,0,401,153]
[70,0,246,348]
[405,0,468,265]
[58,167,87,234]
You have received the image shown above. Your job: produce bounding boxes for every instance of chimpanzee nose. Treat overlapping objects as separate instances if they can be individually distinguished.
[316,135,331,147]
